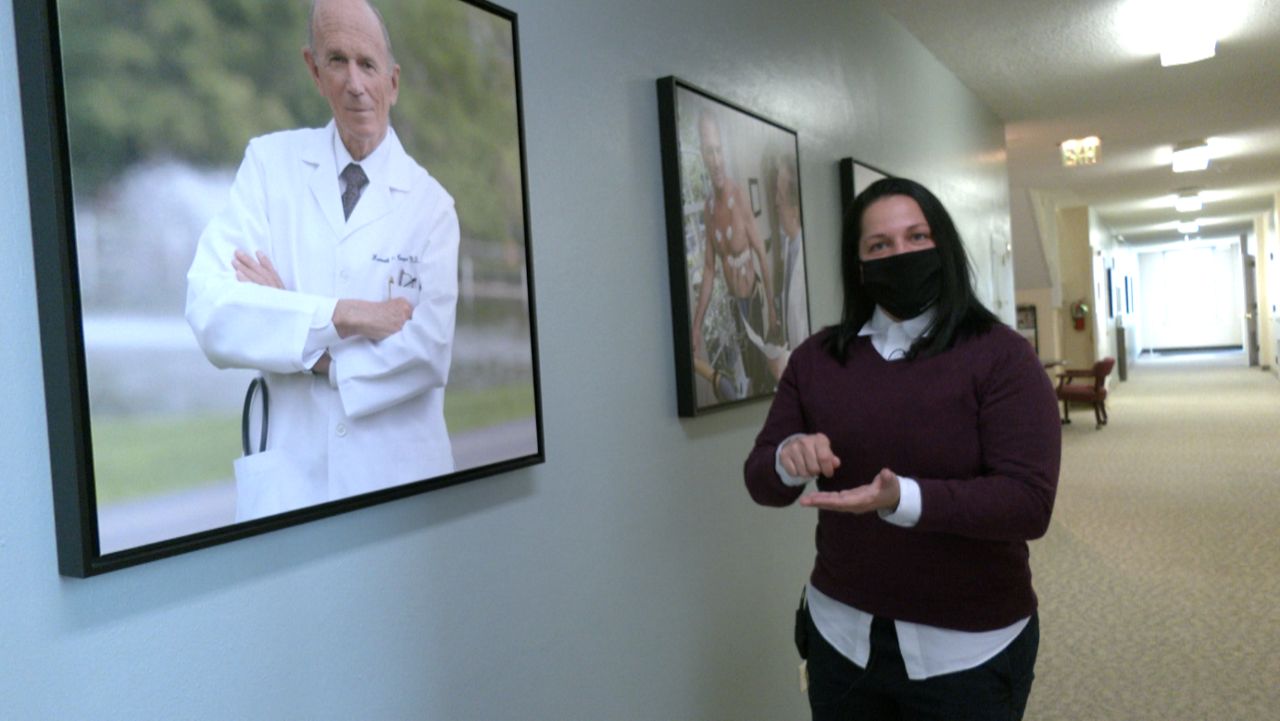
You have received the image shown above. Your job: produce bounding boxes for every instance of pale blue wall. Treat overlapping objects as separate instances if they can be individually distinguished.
[0,1,1007,718]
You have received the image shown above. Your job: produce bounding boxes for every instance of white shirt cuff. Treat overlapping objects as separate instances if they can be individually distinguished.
[775,434,816,487]
[302,300,341,370]
[879,476,921,527]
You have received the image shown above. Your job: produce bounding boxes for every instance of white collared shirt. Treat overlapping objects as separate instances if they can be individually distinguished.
[778,305,1029,679]
[332,126,393,200]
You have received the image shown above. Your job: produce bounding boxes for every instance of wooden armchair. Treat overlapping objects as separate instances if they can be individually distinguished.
[1056,357,1116,429]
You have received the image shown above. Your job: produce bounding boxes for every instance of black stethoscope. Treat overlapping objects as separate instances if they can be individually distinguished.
[240,377,270,456]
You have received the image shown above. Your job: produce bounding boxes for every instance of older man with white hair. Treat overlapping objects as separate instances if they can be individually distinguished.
[186,0,459,520]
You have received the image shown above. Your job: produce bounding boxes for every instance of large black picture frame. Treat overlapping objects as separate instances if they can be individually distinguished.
[16,0,543,577]
[657,76,812,417]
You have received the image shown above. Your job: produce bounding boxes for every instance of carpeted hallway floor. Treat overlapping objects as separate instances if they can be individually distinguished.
[1026,351,1280,720]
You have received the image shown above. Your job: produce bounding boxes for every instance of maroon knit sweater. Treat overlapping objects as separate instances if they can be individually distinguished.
[745,324,1061,631]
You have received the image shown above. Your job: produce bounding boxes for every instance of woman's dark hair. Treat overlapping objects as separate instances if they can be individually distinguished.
[824,176,999,362]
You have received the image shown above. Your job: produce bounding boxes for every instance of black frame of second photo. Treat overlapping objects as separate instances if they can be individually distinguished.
[838,156,891,222]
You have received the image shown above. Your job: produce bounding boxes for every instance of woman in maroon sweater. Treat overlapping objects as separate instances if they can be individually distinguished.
[745,177,1060,720]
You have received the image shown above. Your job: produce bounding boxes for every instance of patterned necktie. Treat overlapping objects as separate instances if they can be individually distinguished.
[340,163,369,220]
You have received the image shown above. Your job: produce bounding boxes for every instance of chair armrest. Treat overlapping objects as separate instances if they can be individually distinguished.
[1059,369,1096,378]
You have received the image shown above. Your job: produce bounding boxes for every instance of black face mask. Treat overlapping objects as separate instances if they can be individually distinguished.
[860,248,942,320]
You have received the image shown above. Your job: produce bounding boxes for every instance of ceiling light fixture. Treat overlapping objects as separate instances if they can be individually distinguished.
[1060,136,1100,167]
[1177,220,1200,234]
[1174,189,1203,213]
[1156,0,1219,66]
[1171,140,1209,173]
[1117,0,1245,66]
[1160,34,1216,66]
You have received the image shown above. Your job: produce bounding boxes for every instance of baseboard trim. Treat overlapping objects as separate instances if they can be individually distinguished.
[1145,345,1244,355]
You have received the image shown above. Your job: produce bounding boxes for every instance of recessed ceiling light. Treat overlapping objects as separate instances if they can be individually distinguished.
[1061,136,1100,167]
[1172,140,1209,173]
[1177,221,1200,234]
[1117,0,1246,64]
[1174,189,1203,213]
[1160,36,1216,66]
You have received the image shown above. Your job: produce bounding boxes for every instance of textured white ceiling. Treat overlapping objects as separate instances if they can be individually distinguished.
[874,0,1280,244]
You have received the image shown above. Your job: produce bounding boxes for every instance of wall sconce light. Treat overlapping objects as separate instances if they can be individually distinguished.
[1174,189,1203,213]
[1177,220,1200,234]
[1060,136,1100,167]
[1172,140,1210,173]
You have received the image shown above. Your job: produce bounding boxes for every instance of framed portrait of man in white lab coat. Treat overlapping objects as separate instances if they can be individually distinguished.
[16,0,544,577]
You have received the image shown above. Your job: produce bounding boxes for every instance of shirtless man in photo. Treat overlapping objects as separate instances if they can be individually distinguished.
[690,110,782,399]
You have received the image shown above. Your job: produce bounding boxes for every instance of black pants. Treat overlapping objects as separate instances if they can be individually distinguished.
[801,608,1038,721]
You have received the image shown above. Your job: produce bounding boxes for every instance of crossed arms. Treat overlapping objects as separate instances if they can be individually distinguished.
[231,249,413,376]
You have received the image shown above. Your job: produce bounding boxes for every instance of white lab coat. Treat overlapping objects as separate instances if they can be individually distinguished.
[186,121,458,520]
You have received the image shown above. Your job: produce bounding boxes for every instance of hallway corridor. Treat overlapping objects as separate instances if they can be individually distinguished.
[1028,353,1279,719]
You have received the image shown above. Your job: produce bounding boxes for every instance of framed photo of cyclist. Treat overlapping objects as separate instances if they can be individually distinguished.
[656,76,811,417]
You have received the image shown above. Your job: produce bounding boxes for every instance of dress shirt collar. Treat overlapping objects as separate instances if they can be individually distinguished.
[332,122,394,188]
[858,306,937,361]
